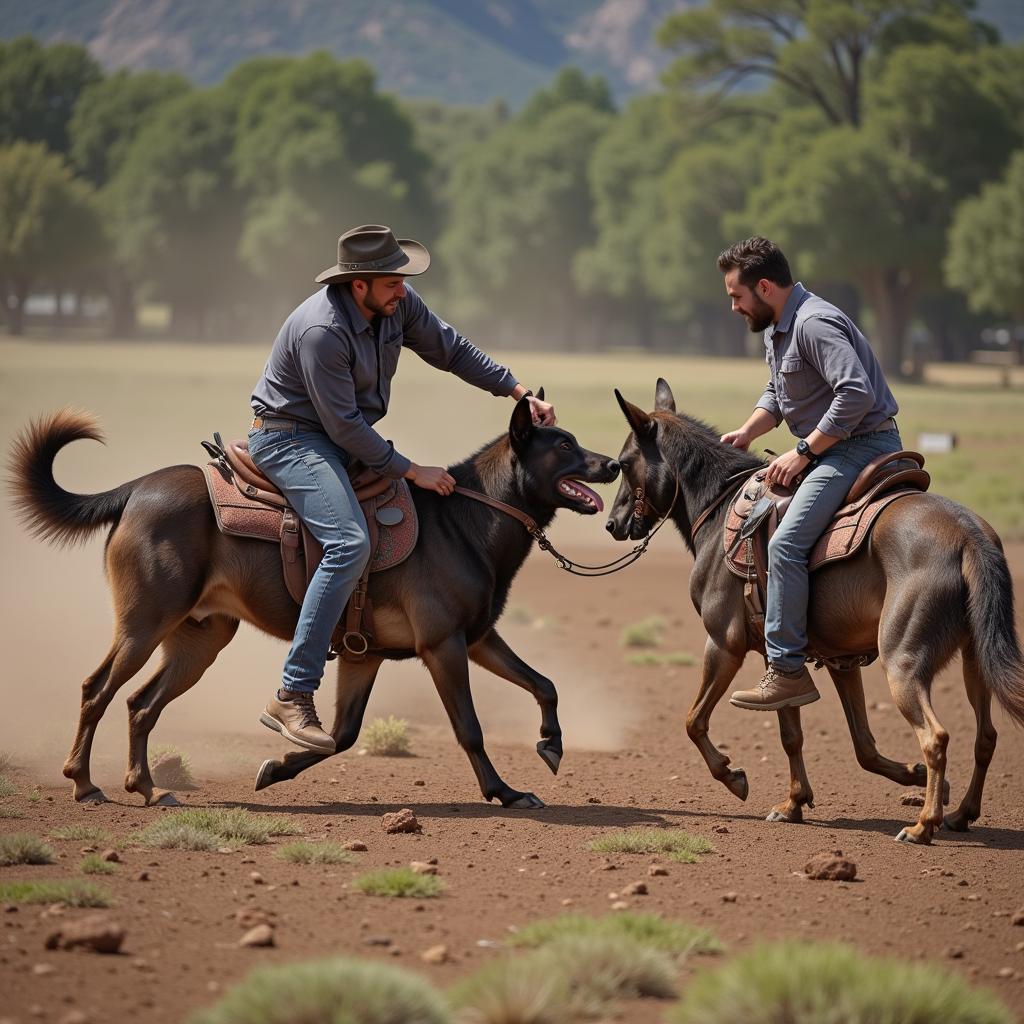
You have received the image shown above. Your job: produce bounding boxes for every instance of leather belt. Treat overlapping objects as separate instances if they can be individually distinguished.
[856,418,896,435]
[251,415,320,433]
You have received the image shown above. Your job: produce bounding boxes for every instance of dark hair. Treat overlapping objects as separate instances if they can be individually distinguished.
[717,237,793,288]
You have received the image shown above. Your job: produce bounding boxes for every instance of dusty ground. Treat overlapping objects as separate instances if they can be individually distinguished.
[2,537,1024,1023]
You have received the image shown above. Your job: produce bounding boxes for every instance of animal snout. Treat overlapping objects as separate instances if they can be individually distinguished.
[606,459,620,479]
[605,518,616,533]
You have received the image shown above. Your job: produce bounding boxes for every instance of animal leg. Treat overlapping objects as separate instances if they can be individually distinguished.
[423,633,543,809]
[254,655,384,792]
[831,665,948,801]
[63,629,167,803]
[686,637,748,800]
[124,615,239,805]
[469,628,562,774]
[944,647,996,832]
[766,705,815,823]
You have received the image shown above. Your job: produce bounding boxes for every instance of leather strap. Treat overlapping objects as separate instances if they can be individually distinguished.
[690,469,757,541]
[452,486,542,536]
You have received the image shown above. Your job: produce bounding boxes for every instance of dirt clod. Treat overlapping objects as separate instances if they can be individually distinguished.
[382,808,421,834]
[648,865,669,877]
[343,840,368,851]
[238,924,274,948]
[45,915,125,954]
[421,944,448,964]
[100,849,120,863]
[805,850,857,882]
[622,881,648,896]
[1011,909,1024,926]
[901,794,925,807]
[410,861,438,875]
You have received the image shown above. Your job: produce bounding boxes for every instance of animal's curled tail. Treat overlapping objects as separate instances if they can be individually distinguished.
[963,532,1024,727]
[9,409,136,547]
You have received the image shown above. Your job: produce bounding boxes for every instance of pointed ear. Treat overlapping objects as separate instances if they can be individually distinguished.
[535,386,545,402]
[614,388,654,437]
[509,396,534,456]
[654,378,676,413]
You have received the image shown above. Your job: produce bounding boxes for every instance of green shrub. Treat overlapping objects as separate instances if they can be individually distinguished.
[449,954,572,1024]
[352,867,444,898]
[587,829,713,864]
[0,774,16,798]
[192,956,450,1024]
[0,832,56,866]
[663,651,696,666]
[0,806,23,819]
[620,616,665,649]
[670,941,1014,1024]
[509,912,719,958]
[81,853,116,875]
[26,787,41,802]
[626,652,664,667]
[135,807,301,849]
[361,716,412,756]
[0,879,111,907]
[51,824,112,843]
[275,841,351,865]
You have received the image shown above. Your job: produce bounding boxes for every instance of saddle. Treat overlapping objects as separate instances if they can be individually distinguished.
[723,450,930,668]
[200,433,418,660]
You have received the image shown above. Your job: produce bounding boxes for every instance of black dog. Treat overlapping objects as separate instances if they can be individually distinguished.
[12,395,619,809]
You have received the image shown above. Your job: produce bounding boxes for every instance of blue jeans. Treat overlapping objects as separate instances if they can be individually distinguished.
[247,424,371,694]
[765,428,904,673]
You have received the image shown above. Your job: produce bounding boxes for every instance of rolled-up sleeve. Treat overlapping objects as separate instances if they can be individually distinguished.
[400,287,518,396]
[800,315,875,438]
[755,377,783,425]
[295,325,412,478]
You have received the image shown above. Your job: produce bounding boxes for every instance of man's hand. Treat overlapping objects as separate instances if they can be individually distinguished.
[405,463,456,496]
[764,449,810,488]
[720,427,752,450]
[528,395,556,426]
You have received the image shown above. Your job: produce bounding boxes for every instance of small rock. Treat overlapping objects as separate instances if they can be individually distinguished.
[722,892,738,903]
[713,825,730,834]
[388,946,402,956]
[410,861,438,875]
[599,862,617,871]
[99,849,120,863]
[45,915,125,954]
[561,898,573,906]
[235,908,274,929]
[79,846,97,854]
[900,794,925,807]
[946,947,965,959]
[610,901,629,910]
[648,865,669,877]
[364,936,392,947]
[1011,909,1024,926]
[32,963,56,976]
[414,780,425,787]
[249,872,264,885]
[343,840,368,852]
[622,882,648,896]
[240,857,255,865]
[421,944,449,964]
[239,924,275,948]
[58,1012,90,1024]
[997,967,1015,979]
[804,850,857,882]
[382,809,421,834]
[134,871,149,882]
[587,797,602,804]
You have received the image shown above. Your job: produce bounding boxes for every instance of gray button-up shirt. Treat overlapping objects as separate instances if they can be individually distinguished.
[252,284,518,477]
[755,283,898,439]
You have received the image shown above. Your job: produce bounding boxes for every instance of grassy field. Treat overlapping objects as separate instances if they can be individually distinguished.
[1,337,1021,537]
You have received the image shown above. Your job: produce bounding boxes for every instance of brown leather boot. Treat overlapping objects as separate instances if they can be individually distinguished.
[260,689,335,753]
[729,665,820,711]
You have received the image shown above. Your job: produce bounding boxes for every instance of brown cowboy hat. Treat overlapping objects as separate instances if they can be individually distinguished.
[315,224,430,285]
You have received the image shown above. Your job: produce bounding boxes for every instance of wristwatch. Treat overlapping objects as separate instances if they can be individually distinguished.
[796,438,817,463]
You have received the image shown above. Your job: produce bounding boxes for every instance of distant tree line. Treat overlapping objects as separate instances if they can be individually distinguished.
[0,1,1022,374]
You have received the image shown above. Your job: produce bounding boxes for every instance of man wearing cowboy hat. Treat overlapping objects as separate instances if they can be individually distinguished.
[249,224,555,753]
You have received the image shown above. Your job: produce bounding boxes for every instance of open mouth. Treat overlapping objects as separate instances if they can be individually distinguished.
[557,478,604,513]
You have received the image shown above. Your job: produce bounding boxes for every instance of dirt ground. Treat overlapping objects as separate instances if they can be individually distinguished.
[2,533,1024,1022]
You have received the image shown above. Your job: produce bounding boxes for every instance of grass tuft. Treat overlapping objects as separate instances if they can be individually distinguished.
[0,879,111,907]
[274,841,351,865]
[26,787,41,803]
[51,824,112,843]
[449,954,572,1024]
[0,832,57,866]
[588,828,713,864]
[620,616,665,649]
[626,650,697,668]
[0,806,23,819]
[509,912,719,958]
[352,867,444,899]
[0,751,12,771]
[81,853,117,875]
[134,808,301,849]
[361,715,412,756]
[150,743,197,789]
[670,941,1013,1024]
[191,956,450,1024]
[0,774,17,799]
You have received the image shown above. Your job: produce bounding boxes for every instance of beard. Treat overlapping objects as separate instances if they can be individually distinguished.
[362,286,400,317]
[743,293,775,333]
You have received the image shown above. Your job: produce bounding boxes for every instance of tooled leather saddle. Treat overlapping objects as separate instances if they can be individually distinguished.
[200,433,418,661]
[723,450,930,669]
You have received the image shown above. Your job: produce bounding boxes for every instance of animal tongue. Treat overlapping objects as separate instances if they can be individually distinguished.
[569,480,604,512]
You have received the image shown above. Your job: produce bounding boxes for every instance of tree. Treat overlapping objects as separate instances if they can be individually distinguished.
[0,142,103,334]
[519,67,615,125]
[0,37,101,154]
[946,148,1024,322]
[657,0,988,127]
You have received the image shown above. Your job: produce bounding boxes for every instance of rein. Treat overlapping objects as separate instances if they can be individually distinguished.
[689,468,756,541]
[452,482,680,577]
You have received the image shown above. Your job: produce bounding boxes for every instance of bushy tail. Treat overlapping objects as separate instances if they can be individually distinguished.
[963,535,1024,727]
[8,409,136,547]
